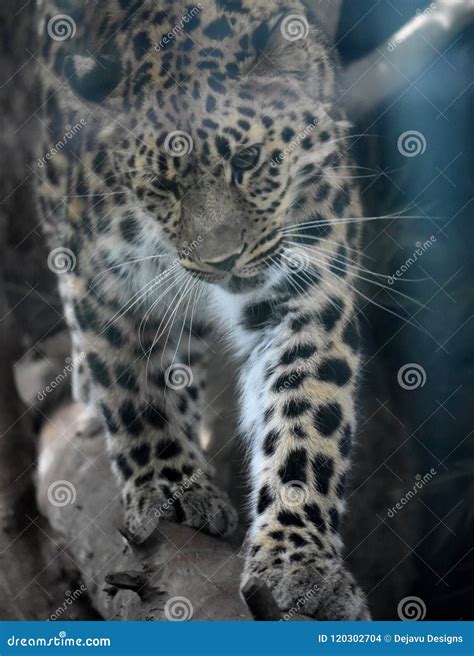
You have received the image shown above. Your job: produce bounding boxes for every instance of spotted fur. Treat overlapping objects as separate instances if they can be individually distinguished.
[37,0,370,619]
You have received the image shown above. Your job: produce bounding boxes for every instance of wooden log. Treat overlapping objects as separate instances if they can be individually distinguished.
[36,403,309,621]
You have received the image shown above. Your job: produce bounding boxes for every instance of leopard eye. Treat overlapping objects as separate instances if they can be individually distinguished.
[150,176,180,198]
[231,144,262,172]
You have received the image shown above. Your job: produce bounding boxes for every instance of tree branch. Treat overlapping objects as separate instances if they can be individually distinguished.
[36,403,309,621]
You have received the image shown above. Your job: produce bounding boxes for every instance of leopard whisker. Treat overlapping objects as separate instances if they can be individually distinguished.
[100,275,165,337]
[141,273,191,392]
[158,275,196,369]
[337,273,428,335]
[313,171,401,181]
[147,272,192,358]
[90,253,171,286]
[137,267,185,333]
[281,213,429,233]
[138,268,188,354]
[269,255,343,315]
[285,240,430,284]
[186,281,203,369]
[170,276,200,368]
[300,251,429,314]
[281,233,373,260]
[281,202,429,231]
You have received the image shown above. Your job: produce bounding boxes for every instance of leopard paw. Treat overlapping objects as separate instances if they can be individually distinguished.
[122,475,238,543]
[243,546,370,621]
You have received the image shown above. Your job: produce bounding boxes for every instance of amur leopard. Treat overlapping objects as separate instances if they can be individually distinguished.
[37,0,370,620]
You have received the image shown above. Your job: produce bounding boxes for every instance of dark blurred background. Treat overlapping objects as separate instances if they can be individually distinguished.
[338,0,474,619]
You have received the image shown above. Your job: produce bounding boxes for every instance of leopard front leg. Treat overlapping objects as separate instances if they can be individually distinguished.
[235,284,370,620]
[71,279,237,543]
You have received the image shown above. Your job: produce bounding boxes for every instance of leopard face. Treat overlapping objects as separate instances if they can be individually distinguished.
[60,0,342,294]
[115,83,331,292]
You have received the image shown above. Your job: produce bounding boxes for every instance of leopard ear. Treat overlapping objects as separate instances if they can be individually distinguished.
[253,14,333,97]
[64,53,122,103]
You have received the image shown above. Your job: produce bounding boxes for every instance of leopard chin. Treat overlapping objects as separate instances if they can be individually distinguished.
[222,272,267,295]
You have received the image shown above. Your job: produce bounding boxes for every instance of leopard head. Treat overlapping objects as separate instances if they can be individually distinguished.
[65,1,344,293]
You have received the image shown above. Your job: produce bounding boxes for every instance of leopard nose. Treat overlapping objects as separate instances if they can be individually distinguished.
[202,252,241,272]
